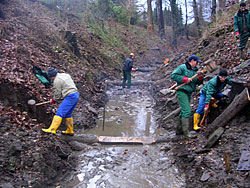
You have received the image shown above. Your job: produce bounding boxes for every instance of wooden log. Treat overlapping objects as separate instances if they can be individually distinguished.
[206,88,250,137]
[60,134,98,144]
[162,107,181,122]
[205,127,224,148]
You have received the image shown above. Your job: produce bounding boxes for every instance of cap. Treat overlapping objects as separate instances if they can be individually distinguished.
[240,2,246,7]
[130,53,135,58]
[219,69,228,77]
[47,68,58,78]
[188,55,202,63]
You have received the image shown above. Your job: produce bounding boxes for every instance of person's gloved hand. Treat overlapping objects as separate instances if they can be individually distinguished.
[132,68,136,72]
[50,98,55,104]
[197,71,204,80]
[183,77,191,83]
[204,104,209,112]
[235,31,239,39]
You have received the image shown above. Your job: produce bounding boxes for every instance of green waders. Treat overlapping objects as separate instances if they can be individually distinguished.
[122,70,131,89]
[239,32,250,59]
[239,32,250,50]
[176,90,195,138]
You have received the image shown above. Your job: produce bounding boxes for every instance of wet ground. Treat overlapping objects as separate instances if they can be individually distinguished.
[62,70,185,188]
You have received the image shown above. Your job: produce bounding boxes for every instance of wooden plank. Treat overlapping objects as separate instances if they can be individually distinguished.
[98,136,156,144]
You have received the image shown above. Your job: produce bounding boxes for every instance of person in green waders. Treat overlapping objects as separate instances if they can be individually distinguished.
[122,53,135,89]
[234,2,250,60]
[171,55,204,138]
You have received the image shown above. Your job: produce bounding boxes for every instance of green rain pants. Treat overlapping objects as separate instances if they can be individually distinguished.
[122,70,131,88]
[239,32,250,50]
[176,90,192,118]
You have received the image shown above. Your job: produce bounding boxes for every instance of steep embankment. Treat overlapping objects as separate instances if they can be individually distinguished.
[151,4,250,188]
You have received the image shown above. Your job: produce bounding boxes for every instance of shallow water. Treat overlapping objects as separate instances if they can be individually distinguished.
[66,71,185,188]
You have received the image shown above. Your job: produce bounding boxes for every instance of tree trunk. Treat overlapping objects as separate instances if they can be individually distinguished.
[206,88,250,137]
[211,0,216,21]
[198,0,204,24]
[170,0,178,47]
[184,0,189,40]
[147,0,154,33]
[157,0,165,39]
[193,0,202,37]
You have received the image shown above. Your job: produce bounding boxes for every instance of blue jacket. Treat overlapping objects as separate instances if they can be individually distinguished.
[123,58,133,72]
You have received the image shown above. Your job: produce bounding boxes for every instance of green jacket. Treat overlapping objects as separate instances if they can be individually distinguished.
[234,9,250,34]
[171,62,203,93]
[53,73,78,100]
[202,76,232,104]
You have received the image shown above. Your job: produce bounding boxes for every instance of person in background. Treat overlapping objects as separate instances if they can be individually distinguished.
[193,69,232,130]
[42,68,79,136]
[122,53,135,89]
[171,55,204,138]
[234,2,250,60]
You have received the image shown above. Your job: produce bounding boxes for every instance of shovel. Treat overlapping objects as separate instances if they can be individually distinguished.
[28,99,50,106]
[170,59,217,91]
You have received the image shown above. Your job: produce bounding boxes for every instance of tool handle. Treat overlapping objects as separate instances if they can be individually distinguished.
[35,101,51,106]
[175,69,207,91]
[199,97,216,127]
[169,83,177,90]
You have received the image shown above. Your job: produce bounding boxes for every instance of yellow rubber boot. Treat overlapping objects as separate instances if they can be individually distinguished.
[193,113,201,131]
[62,117,74,136]
[42,115,62,134]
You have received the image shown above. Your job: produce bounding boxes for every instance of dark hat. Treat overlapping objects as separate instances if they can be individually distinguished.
[188,55,202,63]
[240,2,246,7]
[48,68,57,78]
[219,69,228,77]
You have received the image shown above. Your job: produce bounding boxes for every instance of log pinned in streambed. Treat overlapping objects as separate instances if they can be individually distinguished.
[206,88,250,137]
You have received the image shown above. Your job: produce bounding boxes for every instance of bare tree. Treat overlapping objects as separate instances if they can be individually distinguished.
[198,0,204,24]
[184,0,189,40]
[170,0,177,47]
[193,0,202,37]
[211,0,216,21]
[157,0,165,38]
[147,0,154,33]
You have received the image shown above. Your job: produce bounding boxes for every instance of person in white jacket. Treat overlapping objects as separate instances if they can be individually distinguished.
[42,68,79,135]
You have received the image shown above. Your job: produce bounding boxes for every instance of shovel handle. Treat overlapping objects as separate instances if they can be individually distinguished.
[35,101,51,106]
[175,69,207,91]
[199,97,216,127]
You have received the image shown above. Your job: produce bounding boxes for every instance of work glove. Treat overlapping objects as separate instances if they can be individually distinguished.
[204,104,209,112]
[197,71,204,80]
[182,77,192,84]
[235,31,239,39]
[50,98,55,104]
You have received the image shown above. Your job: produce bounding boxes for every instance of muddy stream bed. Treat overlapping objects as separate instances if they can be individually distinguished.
[62,70,185,188]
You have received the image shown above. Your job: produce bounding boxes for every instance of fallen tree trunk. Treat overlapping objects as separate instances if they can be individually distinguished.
[206,88,250,137]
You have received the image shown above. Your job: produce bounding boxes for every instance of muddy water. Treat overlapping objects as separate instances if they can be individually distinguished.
[66,71,185,188]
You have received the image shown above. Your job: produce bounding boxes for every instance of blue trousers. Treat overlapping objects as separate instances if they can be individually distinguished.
[56,92,79,118]
[195,92,223,115]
